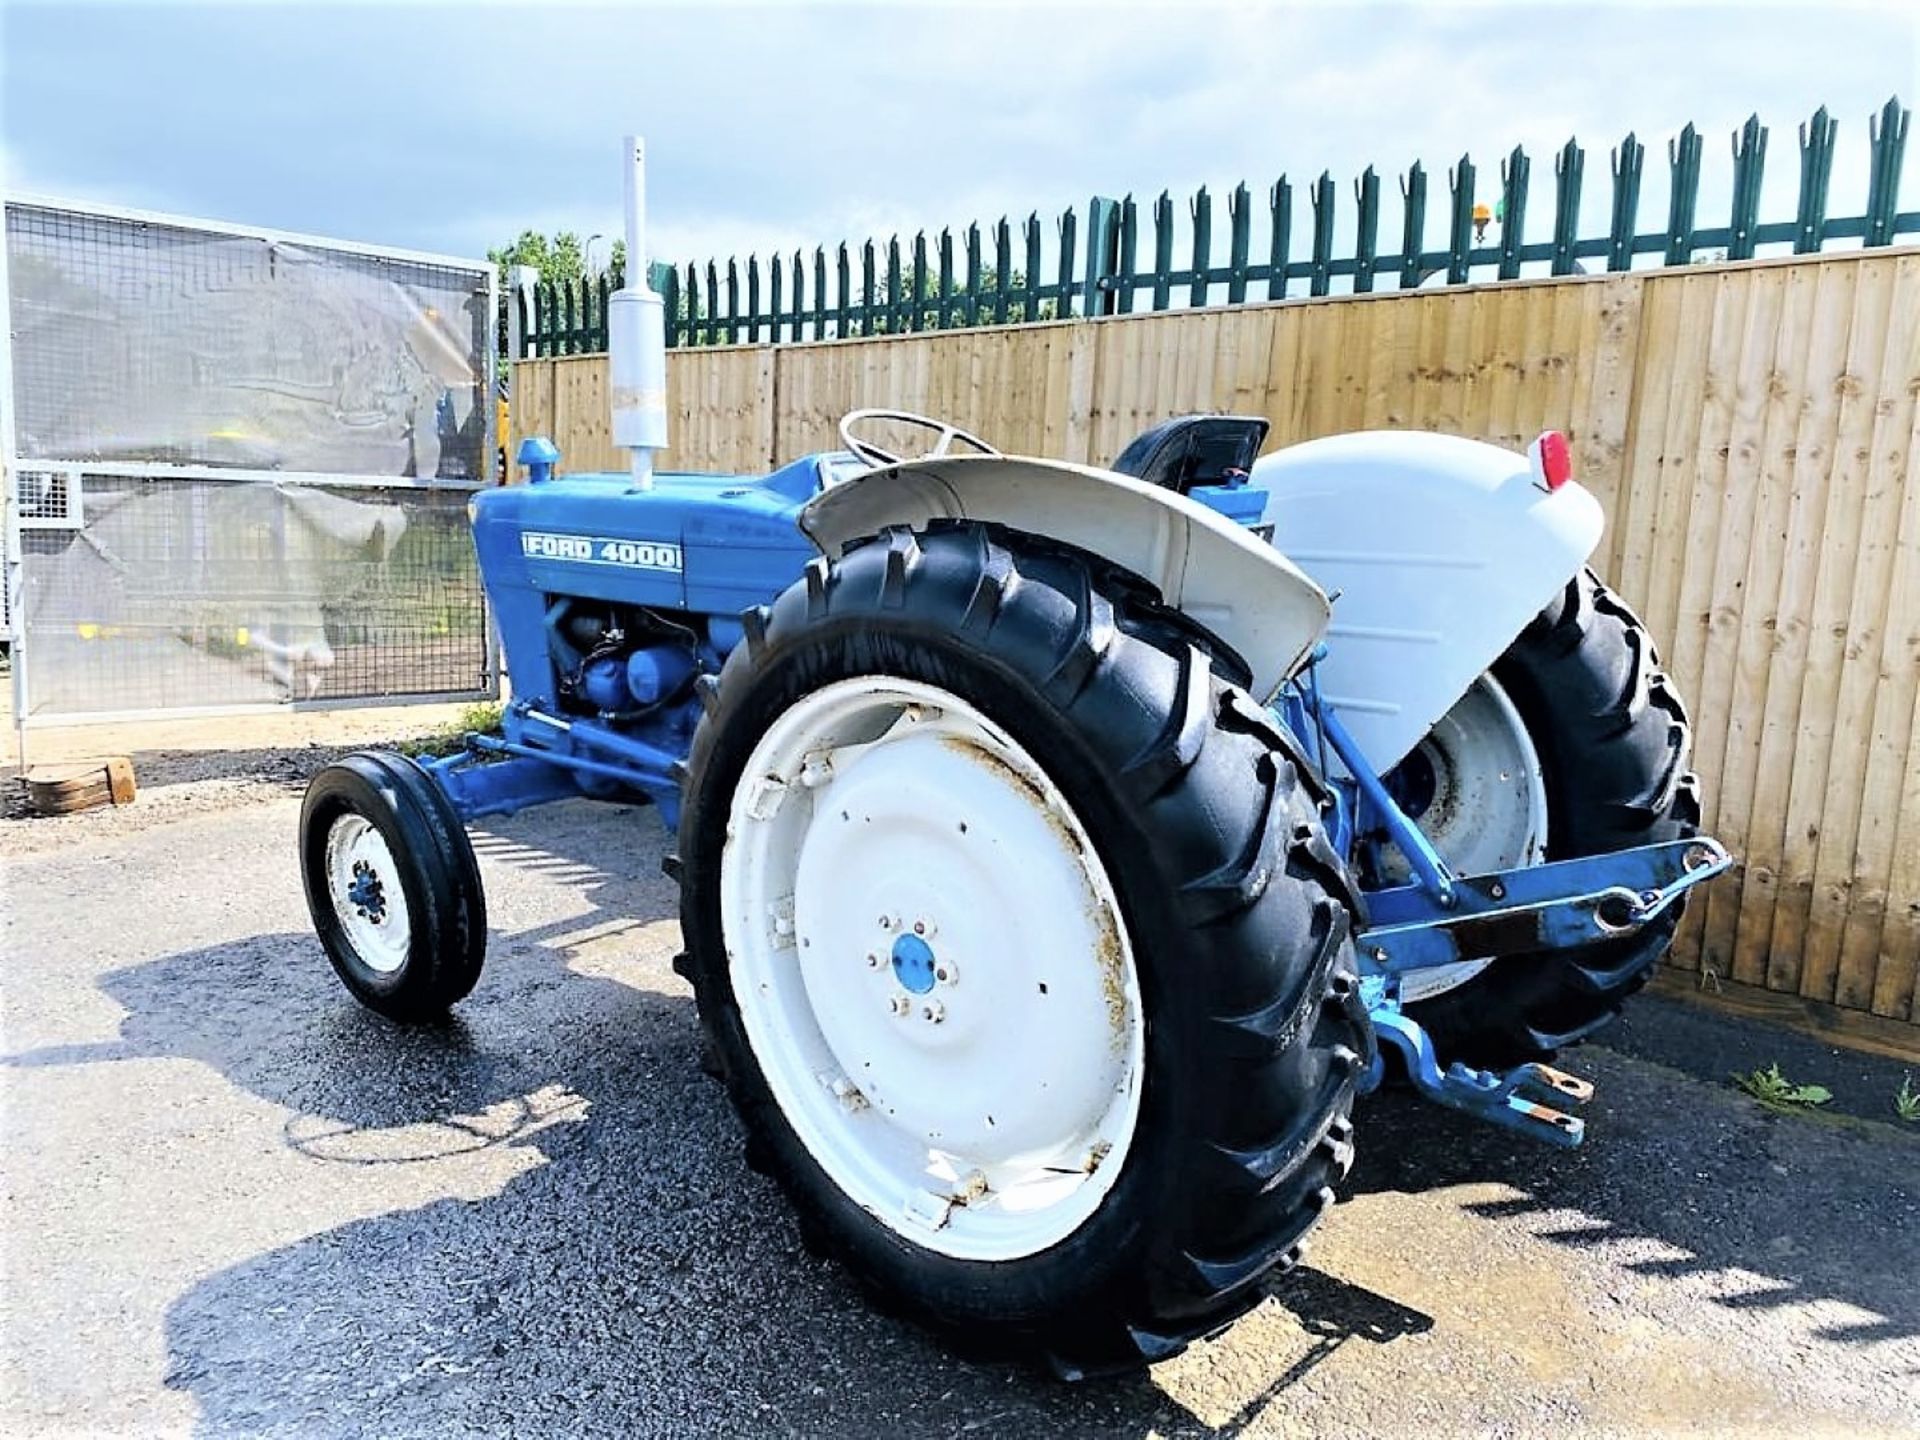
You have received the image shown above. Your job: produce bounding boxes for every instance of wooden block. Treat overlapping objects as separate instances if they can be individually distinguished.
[24,756,137,816]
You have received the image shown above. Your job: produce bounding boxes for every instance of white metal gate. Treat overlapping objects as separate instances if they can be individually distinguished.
[2,196,499,735]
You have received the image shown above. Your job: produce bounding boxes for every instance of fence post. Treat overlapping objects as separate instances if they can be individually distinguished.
[1083,195,1121,317]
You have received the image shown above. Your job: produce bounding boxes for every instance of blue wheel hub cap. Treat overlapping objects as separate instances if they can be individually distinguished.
[347,861,387,924]
[890,934,937,994]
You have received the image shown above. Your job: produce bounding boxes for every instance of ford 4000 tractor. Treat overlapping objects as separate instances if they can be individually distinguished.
[299,139,1728,1374]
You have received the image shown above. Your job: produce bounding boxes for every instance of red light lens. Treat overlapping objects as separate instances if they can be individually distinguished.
[1534,430,1573,491]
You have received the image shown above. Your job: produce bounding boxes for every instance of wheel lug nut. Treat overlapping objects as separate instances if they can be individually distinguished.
[921,1001,945,1024]
[935,962,957,986]
[889,995,911,1017]
[866,952,882,969]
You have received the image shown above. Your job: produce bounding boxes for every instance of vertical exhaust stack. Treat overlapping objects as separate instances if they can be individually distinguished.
[608,134,669,490]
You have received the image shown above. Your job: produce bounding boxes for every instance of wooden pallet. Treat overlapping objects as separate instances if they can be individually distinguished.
[23,757,137,815]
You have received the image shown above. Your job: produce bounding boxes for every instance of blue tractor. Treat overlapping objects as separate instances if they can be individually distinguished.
[298,140,1727,1375]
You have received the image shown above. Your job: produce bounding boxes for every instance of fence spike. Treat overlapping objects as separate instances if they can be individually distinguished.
[938,228,956,330]
[1152,191,1174,310]
[1498,145,1530,279]
[1665,123,1702,265]
[1446,154,1475,285]
[835,243,851,340]
[1352,167,1380,293]
[1608,132,1644,272]
[1795,105,1838,253]
[756,253,771,343]
[1308,172,1336,296]
[911,232,929,332]
[746,256,761,343]
[1024,212,1043,322]
[1114,195,1139,314]
[1728,113,1768,260]
[1267,177,1291,300]
[992,216,1012,325]
[812,247,827,342]
[1551,138,1584,276]
[1059,205,1083,320]
[1227,181,1252,302]
[1399,162,1427,288]
[964,223,982,326]
[860,239,877,337]
[1864,95,1909,247]
[1189,185,1212,306]
[886,236,903,335]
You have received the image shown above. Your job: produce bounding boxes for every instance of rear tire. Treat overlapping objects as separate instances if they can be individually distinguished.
[1408,569,1701,1069]
[676,522,1370,1374]
[299,750,488,1022]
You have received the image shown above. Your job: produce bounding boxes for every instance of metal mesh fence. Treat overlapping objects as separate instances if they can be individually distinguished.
[4,198,500,722]
[6,203,492,481]
[16,477,489,717]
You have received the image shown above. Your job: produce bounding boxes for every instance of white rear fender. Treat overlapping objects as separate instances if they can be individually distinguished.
[1251,430,1603,772]
[800,454,1330,700]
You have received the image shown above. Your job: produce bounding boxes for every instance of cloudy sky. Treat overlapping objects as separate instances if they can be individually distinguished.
[2,1,1915,271]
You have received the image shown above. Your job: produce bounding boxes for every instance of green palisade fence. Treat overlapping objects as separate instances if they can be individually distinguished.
[513,97,1917,358]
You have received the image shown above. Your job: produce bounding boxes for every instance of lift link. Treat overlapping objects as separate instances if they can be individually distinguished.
[1357,838,1731,975]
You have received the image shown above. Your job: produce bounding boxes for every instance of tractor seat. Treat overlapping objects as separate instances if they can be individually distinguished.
[1111,415,1270,495]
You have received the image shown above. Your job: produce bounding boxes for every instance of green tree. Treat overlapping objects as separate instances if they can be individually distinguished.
[489,231,626,286]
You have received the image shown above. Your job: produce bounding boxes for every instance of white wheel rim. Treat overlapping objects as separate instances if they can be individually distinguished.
[1385,675,1549,1003]
[720,676,1146,1262]
[324,813,413,975]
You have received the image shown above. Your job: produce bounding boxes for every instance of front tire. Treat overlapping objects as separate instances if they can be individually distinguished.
[299,750,488,1022]
[676,523,1369,1374]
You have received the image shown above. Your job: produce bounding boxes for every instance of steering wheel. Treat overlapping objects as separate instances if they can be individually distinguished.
[838,408,1001,469]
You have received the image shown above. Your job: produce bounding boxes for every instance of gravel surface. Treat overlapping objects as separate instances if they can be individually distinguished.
[3,775,1917,1437]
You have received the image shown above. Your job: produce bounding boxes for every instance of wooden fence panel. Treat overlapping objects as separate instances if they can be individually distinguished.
[509,248,1920,1042]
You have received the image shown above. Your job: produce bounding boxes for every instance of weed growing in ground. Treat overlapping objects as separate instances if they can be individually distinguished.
[1895,1074,1920,1125]
[1733,1062,1832,1113]
[399,701,506,759]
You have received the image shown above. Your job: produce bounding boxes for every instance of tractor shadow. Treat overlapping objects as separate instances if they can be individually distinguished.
[1342,1030,1920,1351]
[0,799,1308,1434]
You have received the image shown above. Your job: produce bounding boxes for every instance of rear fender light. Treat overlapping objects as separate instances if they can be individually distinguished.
[1529,430,1573,492]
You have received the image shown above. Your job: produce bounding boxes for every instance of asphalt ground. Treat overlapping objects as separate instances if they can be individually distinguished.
[3,766,1917,1438]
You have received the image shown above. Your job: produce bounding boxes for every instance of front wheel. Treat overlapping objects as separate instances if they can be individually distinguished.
[676,523,1369,1374]
[1400,569,1701,1069]
[299,750,488,1022]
